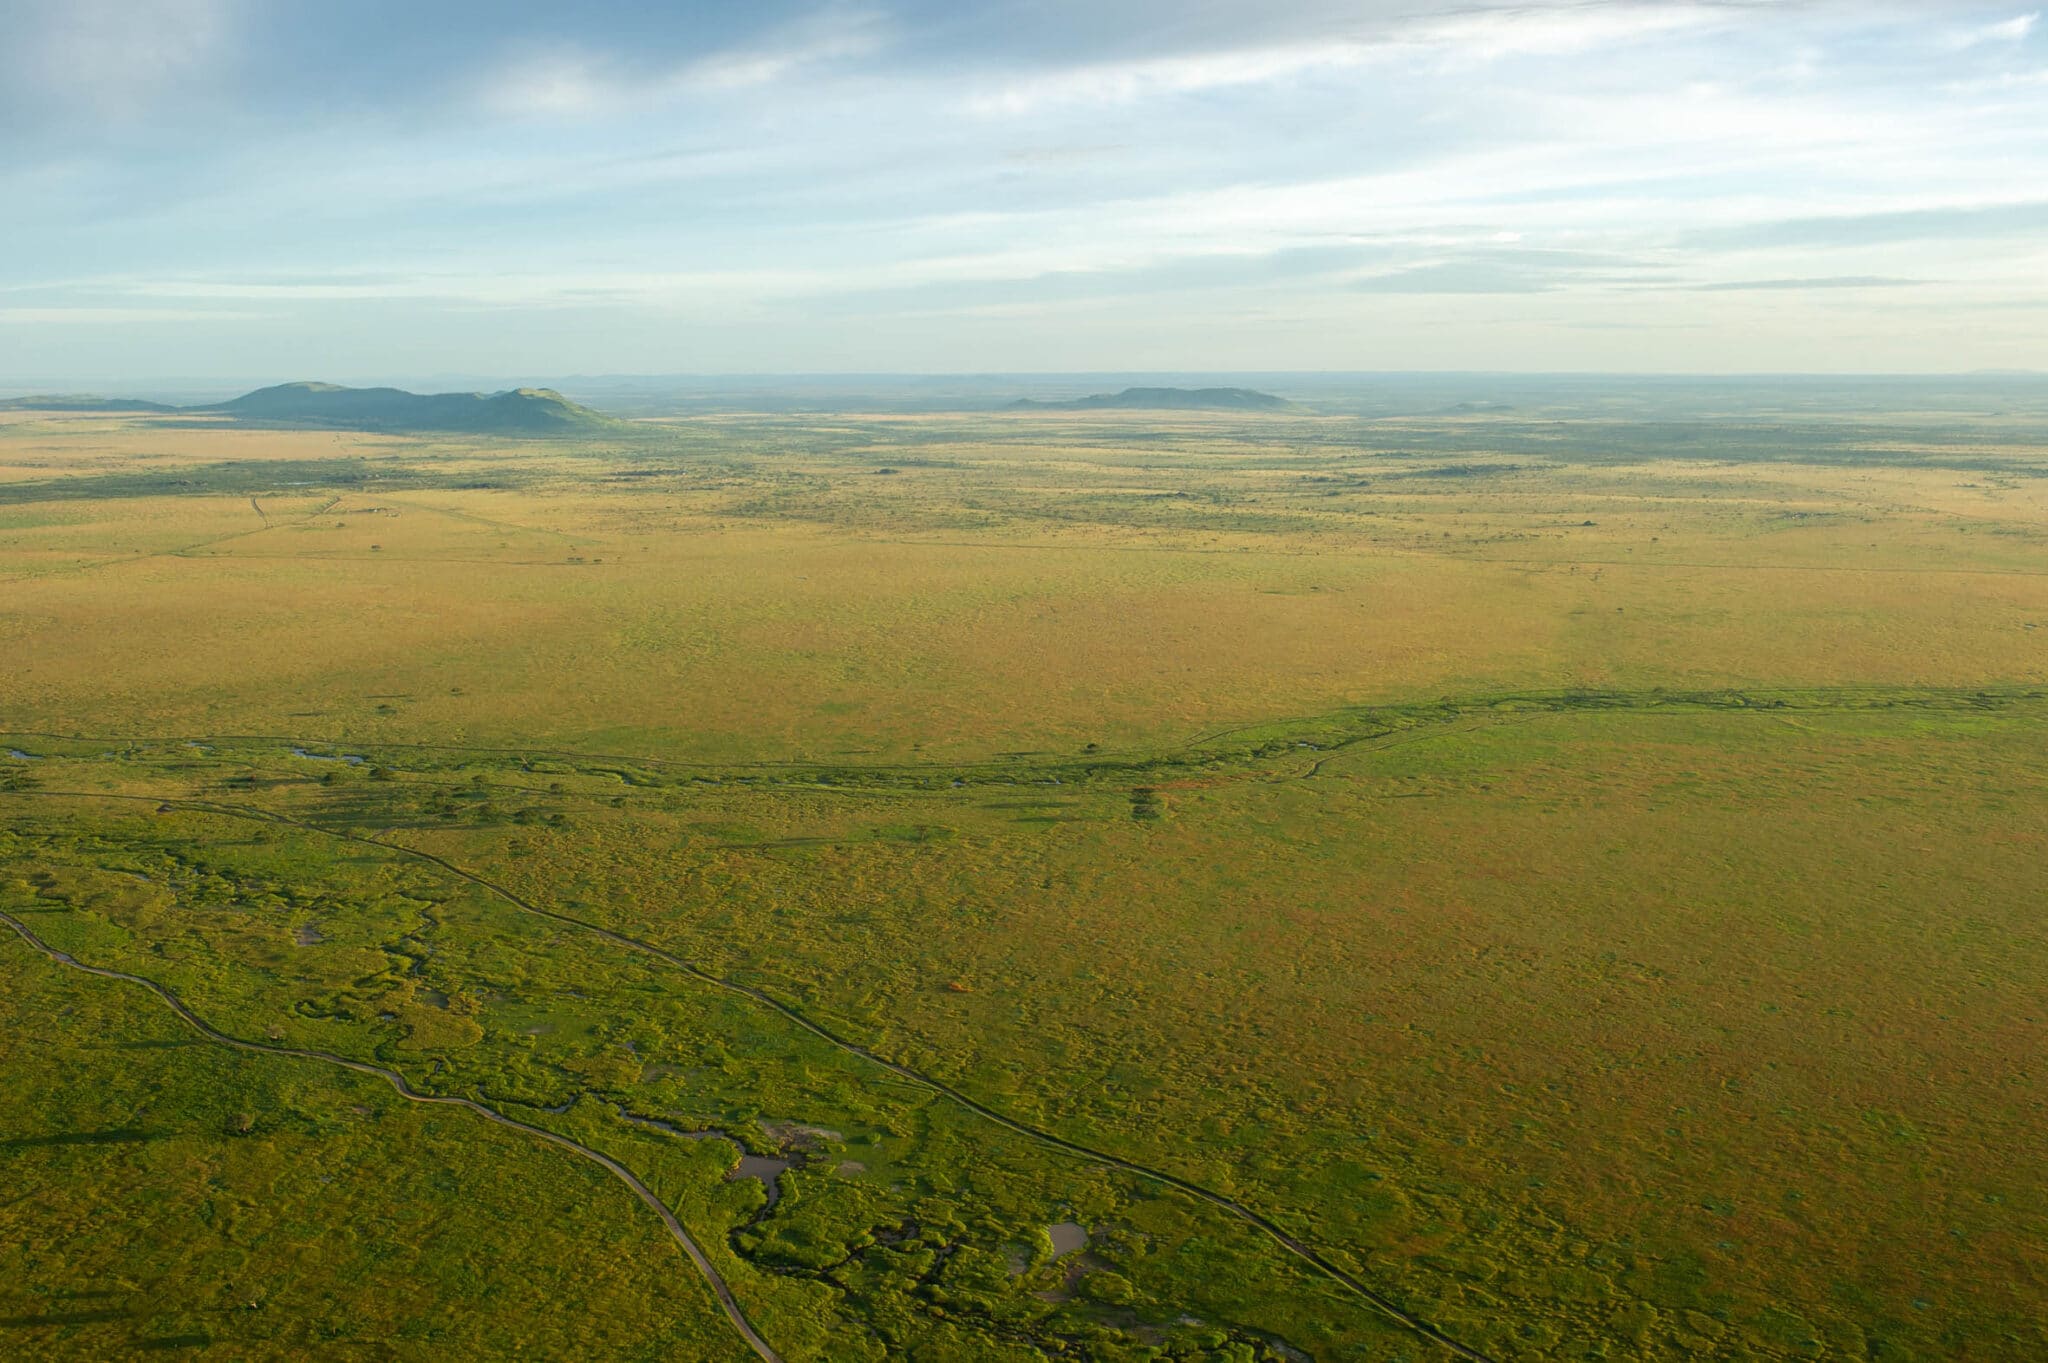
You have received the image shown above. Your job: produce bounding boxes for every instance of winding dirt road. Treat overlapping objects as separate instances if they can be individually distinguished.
[4,786,1496,1361]
[0,907,782,1363]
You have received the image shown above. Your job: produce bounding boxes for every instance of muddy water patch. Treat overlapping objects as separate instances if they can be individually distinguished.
[294,924,324,946]
[289,747,366,765]
[610,1108,803,1207]
[731,1154,795,1206]
[1048,1223,1088,1257]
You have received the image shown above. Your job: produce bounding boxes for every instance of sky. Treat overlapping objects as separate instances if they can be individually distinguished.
[3,0,2046,383]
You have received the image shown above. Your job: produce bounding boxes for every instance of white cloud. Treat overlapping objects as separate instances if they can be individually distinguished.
[685,11,883,91]
[1419,3,1733,65]
[480,9,885,117]
[965,42,1383,115]
[483,54,612,118]
[967,2,1731,114]
[1946,11,2038,50]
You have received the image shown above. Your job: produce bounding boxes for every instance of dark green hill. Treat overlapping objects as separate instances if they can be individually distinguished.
[1007,386,1292,412]
[204,382,615,434]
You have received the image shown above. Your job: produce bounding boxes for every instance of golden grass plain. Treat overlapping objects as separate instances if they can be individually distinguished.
[2,412,2042,764]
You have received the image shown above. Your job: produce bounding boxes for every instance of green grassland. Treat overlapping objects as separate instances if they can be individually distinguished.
[2,404,2045,1359]
[0,917,753,1360]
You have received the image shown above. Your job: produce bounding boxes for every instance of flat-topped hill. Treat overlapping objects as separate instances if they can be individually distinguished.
[1,383,615,433]
[203,382,614,433]
[1007,386,1292,412]
[0,395,178,413]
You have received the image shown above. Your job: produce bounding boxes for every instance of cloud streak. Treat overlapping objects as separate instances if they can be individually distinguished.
[478,8,889,116]
[965,2,1733,114]
[1687,275,1929,292]
[1945,10,2039,49]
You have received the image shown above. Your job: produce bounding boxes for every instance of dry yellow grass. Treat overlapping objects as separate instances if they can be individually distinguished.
[1,413,2042,763]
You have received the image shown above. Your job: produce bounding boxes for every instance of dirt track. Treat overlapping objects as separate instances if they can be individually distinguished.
[0,906,782,1363]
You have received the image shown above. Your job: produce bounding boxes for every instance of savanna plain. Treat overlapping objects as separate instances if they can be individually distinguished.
[2,396,2045,1361]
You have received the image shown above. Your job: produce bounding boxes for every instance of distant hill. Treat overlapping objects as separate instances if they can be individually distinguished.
[1006,386,1292,412]
[0,395,177,413]
[1,382,616,434]
[200,382,615,434]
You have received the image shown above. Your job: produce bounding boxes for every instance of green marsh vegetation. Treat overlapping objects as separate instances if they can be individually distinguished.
[1,403,2045,1358]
